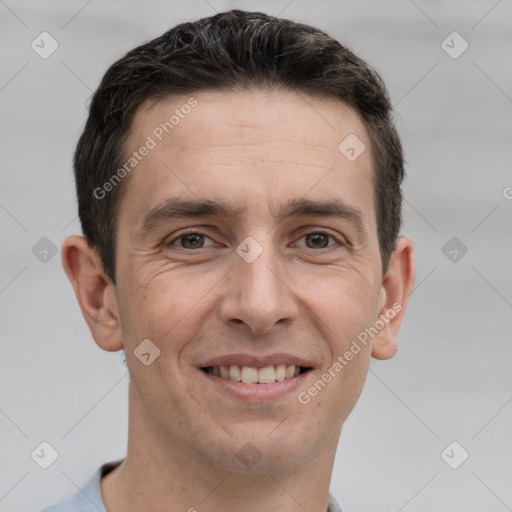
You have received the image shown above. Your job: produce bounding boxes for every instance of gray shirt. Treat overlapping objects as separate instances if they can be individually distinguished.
[39,459,342,511]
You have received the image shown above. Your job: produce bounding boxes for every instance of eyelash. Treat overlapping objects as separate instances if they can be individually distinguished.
[167,229,346,250]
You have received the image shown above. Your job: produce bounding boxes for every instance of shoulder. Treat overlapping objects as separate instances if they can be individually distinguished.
[328,492,343,512]
[38,471,103,512]
[39,494,100,512]
[38,460,123,512]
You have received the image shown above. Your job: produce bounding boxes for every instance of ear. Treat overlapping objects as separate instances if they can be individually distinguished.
[371,235,415,360]
[61,235,124,352]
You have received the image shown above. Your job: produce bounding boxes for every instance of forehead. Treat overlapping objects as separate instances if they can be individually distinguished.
[130,89,370,159]
[118,89,376,230]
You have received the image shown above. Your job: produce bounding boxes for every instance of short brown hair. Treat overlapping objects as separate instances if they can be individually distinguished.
[75,9,404,284]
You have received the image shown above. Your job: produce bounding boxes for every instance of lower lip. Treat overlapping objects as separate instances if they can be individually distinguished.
[200,369,311,401]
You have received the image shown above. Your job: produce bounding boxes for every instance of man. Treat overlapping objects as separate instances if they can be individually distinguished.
[42,9,414,512]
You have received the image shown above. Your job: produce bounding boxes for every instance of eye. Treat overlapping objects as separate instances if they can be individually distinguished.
[168,231,216,249]
[166,230,344,251]
[295,231,342,249]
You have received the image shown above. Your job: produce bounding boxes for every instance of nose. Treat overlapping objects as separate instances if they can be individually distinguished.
[218,243,299,335]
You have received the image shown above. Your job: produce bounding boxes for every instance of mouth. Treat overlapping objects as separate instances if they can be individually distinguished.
[201,364,312,384]
[198,354,315,401]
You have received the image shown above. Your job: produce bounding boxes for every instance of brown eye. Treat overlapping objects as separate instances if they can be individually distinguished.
[168,231,215,249]
[180,233,204,249]
[304,233,331,249]
[295,231,342,250]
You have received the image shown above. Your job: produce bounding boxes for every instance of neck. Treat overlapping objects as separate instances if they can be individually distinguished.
[101,383,340,512]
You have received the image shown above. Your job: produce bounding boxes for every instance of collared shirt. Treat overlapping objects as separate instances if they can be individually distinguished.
[39,459,342,511]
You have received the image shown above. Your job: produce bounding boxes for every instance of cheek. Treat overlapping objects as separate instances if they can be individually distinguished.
[298,268,379,353]
[117,265,221,355]
[295,269,377,416]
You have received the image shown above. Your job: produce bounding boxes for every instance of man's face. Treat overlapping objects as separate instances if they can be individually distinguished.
[113,90,386,471]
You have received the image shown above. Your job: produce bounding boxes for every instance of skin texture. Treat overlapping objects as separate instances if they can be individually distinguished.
[62,90,414,512]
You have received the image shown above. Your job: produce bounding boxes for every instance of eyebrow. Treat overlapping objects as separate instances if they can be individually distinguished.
[136,196,366,241]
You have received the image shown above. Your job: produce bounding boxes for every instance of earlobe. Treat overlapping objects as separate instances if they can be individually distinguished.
[61,235,124,352]
[371,236,415,360]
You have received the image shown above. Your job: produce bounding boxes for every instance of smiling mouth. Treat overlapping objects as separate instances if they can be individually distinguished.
[201,364,311,384]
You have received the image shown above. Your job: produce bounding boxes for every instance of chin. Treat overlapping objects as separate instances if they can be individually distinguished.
[202,424,322,474]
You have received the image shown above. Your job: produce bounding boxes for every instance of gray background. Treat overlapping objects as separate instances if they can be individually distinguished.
[1,0,511,511]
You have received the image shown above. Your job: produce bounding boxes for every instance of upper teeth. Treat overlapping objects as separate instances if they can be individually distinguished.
[207,364,301,384]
